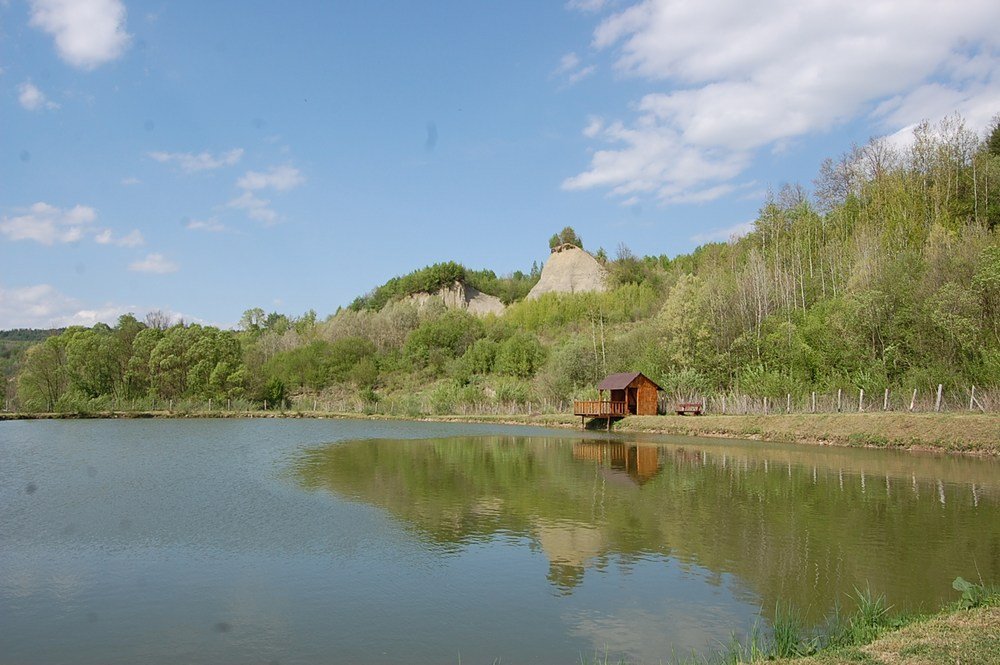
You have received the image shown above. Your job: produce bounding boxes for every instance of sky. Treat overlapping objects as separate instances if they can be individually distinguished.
[2,0,999,329]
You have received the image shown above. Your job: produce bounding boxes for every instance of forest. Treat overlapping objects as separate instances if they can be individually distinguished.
[7,114,1000,414]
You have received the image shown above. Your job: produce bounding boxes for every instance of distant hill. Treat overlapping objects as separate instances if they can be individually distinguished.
[0,328,64,342]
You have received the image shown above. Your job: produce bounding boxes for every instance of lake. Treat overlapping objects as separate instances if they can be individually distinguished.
[1,418,997,664]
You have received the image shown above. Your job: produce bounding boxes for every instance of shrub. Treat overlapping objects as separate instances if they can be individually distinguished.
[494,332,546,378]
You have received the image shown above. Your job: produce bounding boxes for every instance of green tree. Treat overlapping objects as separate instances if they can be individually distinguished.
[17,336,68,411]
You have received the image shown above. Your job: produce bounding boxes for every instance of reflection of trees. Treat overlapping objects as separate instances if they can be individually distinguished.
[293,436,1000,618]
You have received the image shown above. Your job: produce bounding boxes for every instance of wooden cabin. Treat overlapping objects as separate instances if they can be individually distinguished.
[573,372,664,425]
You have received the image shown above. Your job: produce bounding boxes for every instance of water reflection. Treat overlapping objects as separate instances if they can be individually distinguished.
[295,435,1000,619]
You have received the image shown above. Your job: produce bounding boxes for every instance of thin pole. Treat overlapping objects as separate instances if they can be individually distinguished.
[883,388,889,411]
[858,388,864,412]
[969,386,975,411]
[910,388,917,412]
[935,384,943,412]
[837,388,842,412]
[811,391,816,413]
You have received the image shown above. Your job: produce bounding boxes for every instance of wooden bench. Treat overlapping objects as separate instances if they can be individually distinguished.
[675,402,703,416]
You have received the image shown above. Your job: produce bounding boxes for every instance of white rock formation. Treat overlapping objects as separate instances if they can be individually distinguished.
[526,245,608,300]
[403,281,505,317]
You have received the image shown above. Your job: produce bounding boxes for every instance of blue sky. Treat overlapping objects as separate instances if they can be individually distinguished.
[2,0,999,328]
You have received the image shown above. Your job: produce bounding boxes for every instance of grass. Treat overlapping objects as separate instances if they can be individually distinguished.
[2,409,997,455]
[578,582,998,665]
[617,412,1000,455]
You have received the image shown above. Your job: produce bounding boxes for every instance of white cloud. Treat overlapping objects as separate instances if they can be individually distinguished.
[567,0,608,12]
[29,0,131,70]
[120,176,141,186]
[95,228,144,247]
[563,119,749,203]
[227,165,304,224]
[227,191,278,224]
[236,165,304,191]
[0,202,97,244]
[555,52,581,75]
[186,217,227,232]
[0,283,214,328]
[148,148,244,173]
[18,81,59,110]
[568,0,1000,204]
[0,284,133,328]
[129,253,178,274]
[554,52,597,87]
[690,220,755,245]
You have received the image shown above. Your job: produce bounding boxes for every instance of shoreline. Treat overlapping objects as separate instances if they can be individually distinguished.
[2,409,996,456]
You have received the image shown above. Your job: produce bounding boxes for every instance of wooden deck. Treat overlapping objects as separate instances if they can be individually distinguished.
[573,400,629,417]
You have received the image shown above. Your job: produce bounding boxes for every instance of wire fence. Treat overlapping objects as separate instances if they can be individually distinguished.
[1,385,995,415]
[661,385,998,415]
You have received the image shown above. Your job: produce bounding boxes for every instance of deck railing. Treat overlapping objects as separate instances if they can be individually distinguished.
[573,400,629,417]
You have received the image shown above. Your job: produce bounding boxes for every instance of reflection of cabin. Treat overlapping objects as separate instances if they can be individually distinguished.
[573,442,662,485]
[573,372,663,427]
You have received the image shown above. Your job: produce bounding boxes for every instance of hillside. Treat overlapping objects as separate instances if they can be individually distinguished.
[8,114,1000,415]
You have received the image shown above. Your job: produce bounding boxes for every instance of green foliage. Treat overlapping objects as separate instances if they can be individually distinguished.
[549,226,583,249]
[503,284,660,332]
[349,261,538,310]
[350,261,468,311]
[494,332,546,378]
[258,377,288,409]
[403,310,485,372]
[266,337,376,390]
[462,338,498,375]
[464,268,538,305]
[952,577,990,609]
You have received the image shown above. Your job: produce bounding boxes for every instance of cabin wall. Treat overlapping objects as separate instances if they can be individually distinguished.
[635,380,659,416]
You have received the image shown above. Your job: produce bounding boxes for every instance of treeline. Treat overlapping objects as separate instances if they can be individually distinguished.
[348,261,540,311]
[9,113,1000,413]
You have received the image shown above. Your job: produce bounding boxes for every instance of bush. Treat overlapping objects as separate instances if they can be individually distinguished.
[493,377,531,403]
[494,332,546,378]
[462,338,498,374]
[404,310,485,369]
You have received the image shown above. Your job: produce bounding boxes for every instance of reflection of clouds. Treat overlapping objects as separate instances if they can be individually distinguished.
[0,555,88,602]
[535,519,604,569]
[568,588,757,663]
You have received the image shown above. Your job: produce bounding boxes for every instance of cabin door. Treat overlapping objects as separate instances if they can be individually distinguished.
[625,387,637,414]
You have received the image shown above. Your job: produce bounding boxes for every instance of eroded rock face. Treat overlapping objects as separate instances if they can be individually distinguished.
[527,245,608,300]
[403,281,505,317]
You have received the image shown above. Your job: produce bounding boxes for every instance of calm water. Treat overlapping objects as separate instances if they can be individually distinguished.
[1,419,998,664]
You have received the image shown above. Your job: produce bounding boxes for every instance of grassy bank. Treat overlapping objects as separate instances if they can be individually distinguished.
[768,589,1000,665]
[616,412,1000,455]
[2,409,997,455]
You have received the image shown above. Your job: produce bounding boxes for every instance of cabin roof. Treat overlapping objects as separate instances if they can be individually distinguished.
[597,372,663,391]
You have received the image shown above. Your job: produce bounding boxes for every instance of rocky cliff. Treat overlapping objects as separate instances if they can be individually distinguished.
[403,281,505,317]
[526,245,608,300]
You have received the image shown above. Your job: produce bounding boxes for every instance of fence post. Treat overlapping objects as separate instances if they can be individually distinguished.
[264,400,268,411]
[969,386,975,411]
[883,388,889,411]
[763,396,769,415]
[722,394,726,414]
[910,388,917,412]
[786,393,791,413]
[208,398,212,412]
[858,388,864,412]
[935,384,943,412]
[811,391,816,413]
[837,388,842,412]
